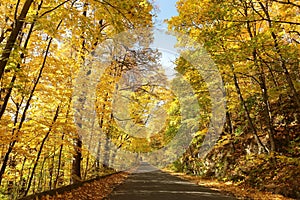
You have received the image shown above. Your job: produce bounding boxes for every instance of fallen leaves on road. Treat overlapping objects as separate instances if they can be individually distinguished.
[163,169,295,200]
[39,172,128,200]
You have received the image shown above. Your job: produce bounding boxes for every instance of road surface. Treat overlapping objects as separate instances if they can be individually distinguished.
[108,162,236,200]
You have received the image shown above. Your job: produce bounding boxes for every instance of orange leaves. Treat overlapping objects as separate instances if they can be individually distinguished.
[39,172,128,200]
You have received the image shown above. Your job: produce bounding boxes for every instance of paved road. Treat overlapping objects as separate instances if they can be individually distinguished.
[108,162,236,200]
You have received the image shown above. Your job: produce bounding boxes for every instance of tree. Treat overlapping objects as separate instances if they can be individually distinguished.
[168,0,300,155]
[0,0,154,198]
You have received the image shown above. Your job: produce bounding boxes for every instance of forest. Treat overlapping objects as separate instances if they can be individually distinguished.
[0,0,299,199]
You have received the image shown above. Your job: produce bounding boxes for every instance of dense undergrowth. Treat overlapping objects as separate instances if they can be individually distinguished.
[171,122,300,199]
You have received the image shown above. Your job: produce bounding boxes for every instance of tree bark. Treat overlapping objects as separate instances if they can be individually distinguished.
[0,0,42,119]
[0,20,60,184]
[71,136,82,183]
[71,3,88,183]
[230,64,268,153]
[243,4,276,152]
[24,105,60,196]
[258,1,300,109]
[0,0,34,80]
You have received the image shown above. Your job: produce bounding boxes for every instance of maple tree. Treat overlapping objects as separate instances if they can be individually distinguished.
[93,46,181,168]
[168,0,300,198]
[0,0,299,199]
[0,0,153,198]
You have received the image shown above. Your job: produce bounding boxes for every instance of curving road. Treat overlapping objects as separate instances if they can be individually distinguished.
[108,162,236,200]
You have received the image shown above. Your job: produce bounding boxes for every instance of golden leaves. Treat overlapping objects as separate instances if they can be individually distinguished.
[39,173,128,200]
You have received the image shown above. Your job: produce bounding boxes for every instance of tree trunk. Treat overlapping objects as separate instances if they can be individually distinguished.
[0,101,21,185]
[48,152,55,190]
[71,3,88,183]
[0,25,58,184]
[244,6,276,152]
[230,64,267,153]
[23,106,60,196]
[54,133,65,189]
[258,72,276,152]
[0,0,42,119]
[243,3,275,153]
[71,136,82,183]
[0,0,34,80]
[54,97,71,188]
[258,1,300,109]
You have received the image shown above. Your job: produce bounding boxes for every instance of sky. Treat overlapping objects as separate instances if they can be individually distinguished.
[150,0,180,79]
[153,0,178,28]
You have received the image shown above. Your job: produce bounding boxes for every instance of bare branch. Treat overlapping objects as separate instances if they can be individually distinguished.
[93,0,134,28]
[272,0,300,9]
[39,0,75,18]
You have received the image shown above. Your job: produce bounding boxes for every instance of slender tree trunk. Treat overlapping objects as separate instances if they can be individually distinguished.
[84,153,90,180]
[226,111,233,135]
[95,140,101,171]
[230,64,267,153]
[243,5,276,152]
[71,135,82,183]
[258,2,300,109]
[48,153,55,190]
[71,3,89,183]
[23,106,60,196]
[258,72,276,152]
[103,113,115,169]
[54,133,65,189]
[226,110,236,152]
[0,101,21,185]
[0,0,34,80]
[37,157,46,193]
[84,117,96,179]
[0,0,42,119]
[95,103,106,171]
[53,97,72,188]
[0,24,59,184]
[18,157,27,196]
[221,32,267,153]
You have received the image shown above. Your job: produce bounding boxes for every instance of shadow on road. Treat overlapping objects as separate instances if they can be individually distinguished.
[108,162,236,200]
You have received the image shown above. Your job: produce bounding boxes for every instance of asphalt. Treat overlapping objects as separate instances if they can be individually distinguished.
[108,162,236,200]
